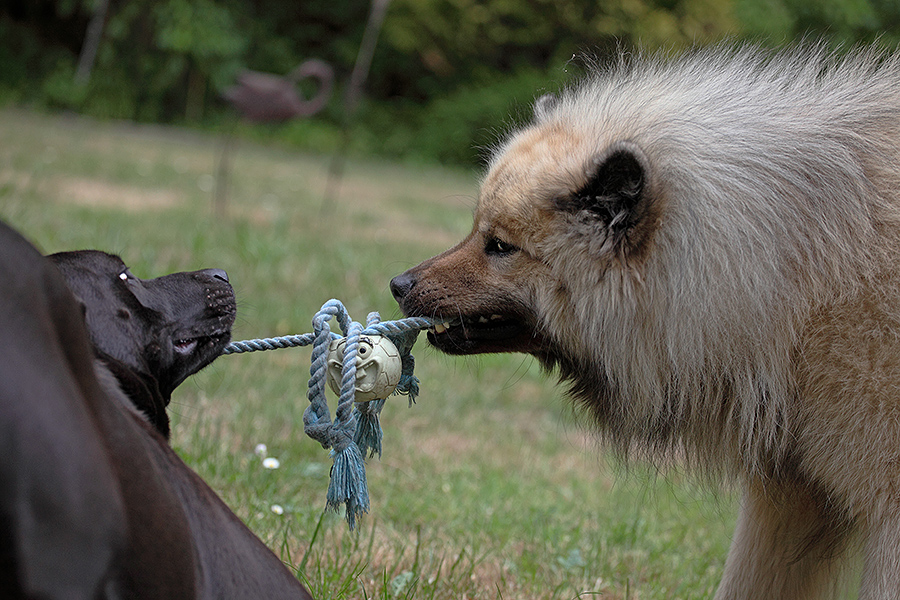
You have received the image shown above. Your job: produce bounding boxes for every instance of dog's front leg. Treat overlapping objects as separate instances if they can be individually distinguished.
[715,476,851,600]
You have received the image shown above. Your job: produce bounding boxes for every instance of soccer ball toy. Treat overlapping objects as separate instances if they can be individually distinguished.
[326,334,402,402]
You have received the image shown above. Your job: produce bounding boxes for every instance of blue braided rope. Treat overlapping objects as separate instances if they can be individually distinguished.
[223,333,319,354]
[222,299,434,529]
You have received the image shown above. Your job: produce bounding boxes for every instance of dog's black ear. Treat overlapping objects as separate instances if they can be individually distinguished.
[556,141,650,235]
[98,352,171,439]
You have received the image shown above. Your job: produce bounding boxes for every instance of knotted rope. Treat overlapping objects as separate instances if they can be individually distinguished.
[223,299,434,529]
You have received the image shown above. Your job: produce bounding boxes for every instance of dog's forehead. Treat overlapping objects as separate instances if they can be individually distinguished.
[476,122,594,235]
[98,251,127,271]
[52,250,128,276]
[82,250,125,268]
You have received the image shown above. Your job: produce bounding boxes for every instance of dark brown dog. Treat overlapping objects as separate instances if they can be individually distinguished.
[0,221,313,599]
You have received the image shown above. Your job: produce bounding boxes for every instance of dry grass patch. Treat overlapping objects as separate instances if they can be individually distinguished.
[53,175,180,210]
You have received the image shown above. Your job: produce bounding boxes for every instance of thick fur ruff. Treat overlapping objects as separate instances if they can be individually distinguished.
[527,45,900,478]
[393,44,900,599]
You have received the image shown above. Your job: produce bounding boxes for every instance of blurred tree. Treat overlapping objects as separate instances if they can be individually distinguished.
[375,0,737,101]
[75,0,108,84]
[4,0,246,120]
[152,0,245,120]
[734,0,900,46]
[0,0,737,120]
[3,0,900,165]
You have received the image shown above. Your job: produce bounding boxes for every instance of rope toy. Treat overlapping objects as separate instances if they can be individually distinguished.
[223,299,434,529]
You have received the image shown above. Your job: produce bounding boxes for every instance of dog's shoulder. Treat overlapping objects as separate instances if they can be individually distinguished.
[0,221,129,598]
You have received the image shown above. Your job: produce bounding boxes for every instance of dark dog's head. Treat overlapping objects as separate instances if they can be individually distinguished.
[48,250,236,437]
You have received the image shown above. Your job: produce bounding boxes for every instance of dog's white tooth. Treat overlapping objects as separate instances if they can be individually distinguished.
[478,316,489,324]
[490,314,503,320]
[433,323,447,334]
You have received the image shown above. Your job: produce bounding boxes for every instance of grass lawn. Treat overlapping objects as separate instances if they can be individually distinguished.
[0,108,737,599]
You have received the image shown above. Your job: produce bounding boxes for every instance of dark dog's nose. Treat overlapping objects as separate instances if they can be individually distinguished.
[390,272,415,301]
[201,269,229,283]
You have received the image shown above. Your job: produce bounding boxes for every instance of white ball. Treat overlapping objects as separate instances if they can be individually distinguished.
[327,335,402,402]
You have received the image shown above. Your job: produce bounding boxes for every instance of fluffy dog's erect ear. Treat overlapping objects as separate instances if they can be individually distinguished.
[533,93,558,121]
[556,141,650,235]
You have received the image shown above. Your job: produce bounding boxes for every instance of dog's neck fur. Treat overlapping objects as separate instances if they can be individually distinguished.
[93,350,171,439]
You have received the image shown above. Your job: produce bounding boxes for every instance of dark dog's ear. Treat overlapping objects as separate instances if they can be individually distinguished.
[98,352,170,439]
[557,141,649,227]
[554,141,652,258]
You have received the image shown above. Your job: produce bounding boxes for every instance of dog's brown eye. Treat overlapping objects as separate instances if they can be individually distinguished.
[485,237,518,256]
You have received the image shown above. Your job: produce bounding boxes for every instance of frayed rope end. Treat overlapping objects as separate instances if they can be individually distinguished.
[326,443,370,530]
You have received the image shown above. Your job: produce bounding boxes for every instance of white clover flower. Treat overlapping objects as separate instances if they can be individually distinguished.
[262,457,280,469]
[270,504,284,515]
[197,173,214,193]
[254,443,268,458]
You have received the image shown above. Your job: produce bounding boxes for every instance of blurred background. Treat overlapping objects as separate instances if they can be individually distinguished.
[3,0,898,169]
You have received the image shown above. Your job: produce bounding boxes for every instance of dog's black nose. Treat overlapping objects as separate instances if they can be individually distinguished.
[390,272,416,301]
[201,268,229,283]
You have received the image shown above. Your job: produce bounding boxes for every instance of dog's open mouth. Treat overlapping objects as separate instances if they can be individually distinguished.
[426,313,536,354]
[175,338,199,354]
[173,337,200,355]
[173,331,231,357]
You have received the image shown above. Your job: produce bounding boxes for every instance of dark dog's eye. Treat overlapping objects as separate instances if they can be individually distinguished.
[485,237,518,256]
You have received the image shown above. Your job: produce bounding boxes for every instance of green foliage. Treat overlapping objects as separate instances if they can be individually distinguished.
[734,0,900,46]
[387,69,565,166]
[0,17,72,102]
[732,0,796,41]
[3,0,900,167]
[41,57,89,110]
[415,70,545,165]
[96,0,246,120]
[152,0,246,91]
[378,0,737,101]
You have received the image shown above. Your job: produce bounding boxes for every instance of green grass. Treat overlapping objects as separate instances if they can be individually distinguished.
[0,108,736,599]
